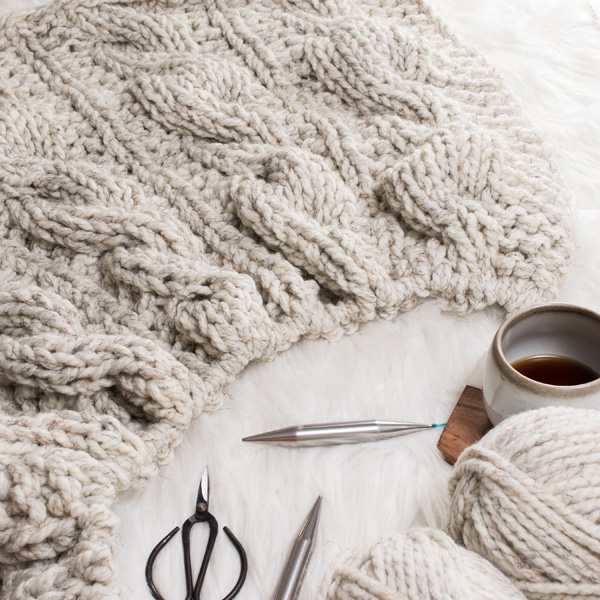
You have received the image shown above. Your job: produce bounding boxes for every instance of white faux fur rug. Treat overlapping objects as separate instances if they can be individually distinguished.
[1,0,599,598]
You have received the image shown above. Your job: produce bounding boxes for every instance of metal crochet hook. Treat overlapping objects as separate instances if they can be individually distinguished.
[243,420,446,446]
[145,466,248,600]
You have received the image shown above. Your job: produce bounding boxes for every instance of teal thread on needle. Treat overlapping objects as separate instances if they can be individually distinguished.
[433,423,447,428]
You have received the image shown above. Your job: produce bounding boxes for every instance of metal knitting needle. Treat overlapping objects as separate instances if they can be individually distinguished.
[272,495,322,600]
[243,420,446,446]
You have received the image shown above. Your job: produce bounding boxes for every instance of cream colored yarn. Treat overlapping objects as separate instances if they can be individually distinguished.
[448,407,600,600]
[0,0,573,596]
[323,527,527,600]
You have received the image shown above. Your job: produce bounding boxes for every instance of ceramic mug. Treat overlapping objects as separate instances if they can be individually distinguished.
[483,303,600,425]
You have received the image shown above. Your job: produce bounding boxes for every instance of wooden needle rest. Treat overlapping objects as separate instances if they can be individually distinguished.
[437,385,493,466]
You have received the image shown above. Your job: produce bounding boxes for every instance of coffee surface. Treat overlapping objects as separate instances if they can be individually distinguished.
[511,355,600,386]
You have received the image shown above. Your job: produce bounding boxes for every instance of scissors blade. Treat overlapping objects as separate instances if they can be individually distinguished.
[196,466,210,508]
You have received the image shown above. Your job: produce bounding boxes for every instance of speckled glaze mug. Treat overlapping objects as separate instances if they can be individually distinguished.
[483,303,600,425]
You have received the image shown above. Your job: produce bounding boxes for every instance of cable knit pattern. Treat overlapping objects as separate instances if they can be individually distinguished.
[322,528,527,599]
[448,407,600,600]
[0,0,572,596]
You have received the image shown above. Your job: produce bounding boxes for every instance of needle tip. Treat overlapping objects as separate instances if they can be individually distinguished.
[242,433,273,442]
[301,495,323,538]
[242,427,297,443]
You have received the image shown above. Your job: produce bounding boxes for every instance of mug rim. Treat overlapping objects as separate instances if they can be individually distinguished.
[492,302,600,397]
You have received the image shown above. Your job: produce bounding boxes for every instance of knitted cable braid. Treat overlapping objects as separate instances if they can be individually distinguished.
[0,0,572,597]
[322,528,527,600]
[448,407,600,600]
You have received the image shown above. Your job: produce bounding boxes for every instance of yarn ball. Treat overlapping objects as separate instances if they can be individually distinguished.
[448,406,600,600]
[322,528,526,600]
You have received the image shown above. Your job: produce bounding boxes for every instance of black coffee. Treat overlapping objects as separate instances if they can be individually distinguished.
[511,354,600,386]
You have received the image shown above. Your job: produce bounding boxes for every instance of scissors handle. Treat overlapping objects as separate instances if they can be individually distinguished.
[222,527,248,600]
[145,517,248,600]
[182,514,218,600]
[146,526,180,600]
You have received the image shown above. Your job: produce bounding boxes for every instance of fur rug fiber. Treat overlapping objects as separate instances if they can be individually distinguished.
[0,0,599,599]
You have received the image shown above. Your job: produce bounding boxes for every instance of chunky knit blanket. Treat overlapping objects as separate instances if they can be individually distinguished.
[0,0,572,597]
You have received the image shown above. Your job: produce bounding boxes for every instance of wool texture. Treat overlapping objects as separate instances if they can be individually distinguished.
[322,527,527,600]
[448,407,600,600]
[0,0,573,596]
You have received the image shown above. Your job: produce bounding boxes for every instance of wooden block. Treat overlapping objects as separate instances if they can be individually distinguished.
[437,385,493,466]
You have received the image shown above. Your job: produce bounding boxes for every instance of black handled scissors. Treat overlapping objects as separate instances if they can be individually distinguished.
[145,467,248,600]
